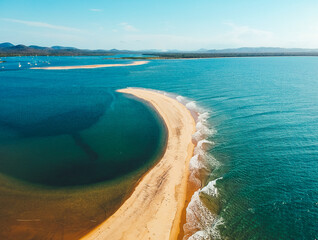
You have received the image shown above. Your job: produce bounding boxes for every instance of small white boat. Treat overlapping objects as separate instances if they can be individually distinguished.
[18,63,21,68]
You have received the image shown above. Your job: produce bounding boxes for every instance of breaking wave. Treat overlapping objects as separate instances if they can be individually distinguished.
[179,98,223,240]
[184,179,223,240]
[127,88,223,239]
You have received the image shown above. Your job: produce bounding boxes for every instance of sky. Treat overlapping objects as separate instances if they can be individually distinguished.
[1,0,318,50]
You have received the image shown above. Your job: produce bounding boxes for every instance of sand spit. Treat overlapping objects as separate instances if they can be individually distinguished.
[81,88,196,240]
[30,61,148,70]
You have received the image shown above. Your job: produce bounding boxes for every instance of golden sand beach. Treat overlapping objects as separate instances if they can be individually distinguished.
[30,61,148,70]
[81,88,196,240]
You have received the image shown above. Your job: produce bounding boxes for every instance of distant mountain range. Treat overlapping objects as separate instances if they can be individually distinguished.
[1,42,318,57]
[0,42,128,56]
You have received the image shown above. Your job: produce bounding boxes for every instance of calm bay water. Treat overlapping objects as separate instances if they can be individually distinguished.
[0,70,166,186]
[0,56,318,239]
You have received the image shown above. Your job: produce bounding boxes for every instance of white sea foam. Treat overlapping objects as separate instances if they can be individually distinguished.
[184,188,223,240]
[201,177,223,197]
[198,112,210,122]
[127,88,223,239]
[194,140,214,155]
[186,101,198,111]
[177,95,186,103]
[180,96,222,240]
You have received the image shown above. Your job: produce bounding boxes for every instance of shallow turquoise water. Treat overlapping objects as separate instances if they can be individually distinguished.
[0,56,318,239]
[0,60,167,186]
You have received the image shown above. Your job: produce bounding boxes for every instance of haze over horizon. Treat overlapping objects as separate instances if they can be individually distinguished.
[1,0,318,51]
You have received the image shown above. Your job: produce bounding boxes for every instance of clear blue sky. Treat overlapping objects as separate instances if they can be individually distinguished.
[1,0,318,50]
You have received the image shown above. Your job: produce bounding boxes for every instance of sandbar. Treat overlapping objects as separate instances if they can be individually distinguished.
[30,61,148,70]
[81,88,196,240]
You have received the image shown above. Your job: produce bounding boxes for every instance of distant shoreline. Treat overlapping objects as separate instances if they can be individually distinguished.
[81,88,196,240]
[112,53,318,60]
[30,61,149,70]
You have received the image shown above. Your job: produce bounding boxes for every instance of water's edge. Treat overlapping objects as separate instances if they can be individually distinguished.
[129,88,223,240]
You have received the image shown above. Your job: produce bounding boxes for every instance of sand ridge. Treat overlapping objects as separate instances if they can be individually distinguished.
[30,61,148,70]
[81,88,196,240]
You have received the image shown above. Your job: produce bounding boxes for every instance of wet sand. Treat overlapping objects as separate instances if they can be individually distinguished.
[0,167,147,240]
[82,88,196,240]
[30,61,148,70]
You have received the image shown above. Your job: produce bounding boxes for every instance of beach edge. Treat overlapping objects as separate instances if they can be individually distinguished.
[80,88,196,240]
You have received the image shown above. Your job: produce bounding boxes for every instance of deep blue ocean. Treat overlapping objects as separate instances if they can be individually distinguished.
[0,56,317,239]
